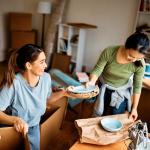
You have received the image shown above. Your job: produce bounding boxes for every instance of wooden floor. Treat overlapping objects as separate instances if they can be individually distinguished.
[50,102,95,150]
[50,121,78,150]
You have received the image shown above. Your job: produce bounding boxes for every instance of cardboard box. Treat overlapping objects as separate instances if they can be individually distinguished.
[51,53,71,73]
[40,106,62,150]
[11,31,37,49]
[0,97,68,150]
[0,127,24,150]
[40,97,68,150]
[9,13,32,31]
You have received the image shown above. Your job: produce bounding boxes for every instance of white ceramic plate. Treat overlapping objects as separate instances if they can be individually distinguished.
[100,118,123,132]
[144,72,150,75]
[136,142,150,150]
[67,85,97,94]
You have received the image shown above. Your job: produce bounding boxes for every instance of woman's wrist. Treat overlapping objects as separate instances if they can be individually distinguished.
[12,116,21,124]
[90,74,98,84]
[4,115,19,125]
[60,90,67,97]
[131,107,137,112]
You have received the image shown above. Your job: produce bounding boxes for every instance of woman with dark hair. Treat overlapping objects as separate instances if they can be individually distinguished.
[0,44,68,150]
[86,32,149,121]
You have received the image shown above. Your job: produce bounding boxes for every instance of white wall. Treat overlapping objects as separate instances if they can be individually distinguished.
[65,0,139,71]
[0,0,139,65]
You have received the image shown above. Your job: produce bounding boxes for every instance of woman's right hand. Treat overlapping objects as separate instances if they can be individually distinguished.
[85,74,98,88]
[85,80,96,88]
[13,117,28,138]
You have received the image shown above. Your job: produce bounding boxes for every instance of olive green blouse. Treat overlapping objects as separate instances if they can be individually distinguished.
[91,46,145,93]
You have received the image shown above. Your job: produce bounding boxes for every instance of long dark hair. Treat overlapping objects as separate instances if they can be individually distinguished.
[125,32,149,67]
[0,44,43,88]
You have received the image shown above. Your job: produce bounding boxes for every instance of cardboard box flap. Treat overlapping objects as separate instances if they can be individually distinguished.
[40,106,59,124]
[0,127,24,150]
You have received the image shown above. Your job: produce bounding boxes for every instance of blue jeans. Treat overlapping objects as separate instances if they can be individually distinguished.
[27,124,40,150]
[103,88,127,116]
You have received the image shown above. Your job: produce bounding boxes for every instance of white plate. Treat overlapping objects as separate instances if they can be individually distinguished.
[144,72,150,75]
[100,118,123,132]
[67,85,97,94]
[136,142,150,150]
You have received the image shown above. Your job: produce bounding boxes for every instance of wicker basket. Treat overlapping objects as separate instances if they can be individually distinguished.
[67,85,99,99]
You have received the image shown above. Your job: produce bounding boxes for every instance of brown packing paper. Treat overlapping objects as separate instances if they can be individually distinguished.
[75,113,134,145]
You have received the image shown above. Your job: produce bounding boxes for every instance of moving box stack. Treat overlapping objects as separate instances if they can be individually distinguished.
[9,12,37,49]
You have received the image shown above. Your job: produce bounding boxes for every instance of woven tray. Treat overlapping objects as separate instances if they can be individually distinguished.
[67,85,99,99]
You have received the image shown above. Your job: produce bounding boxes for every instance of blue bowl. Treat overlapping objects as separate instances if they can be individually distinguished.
[100,118,123,132]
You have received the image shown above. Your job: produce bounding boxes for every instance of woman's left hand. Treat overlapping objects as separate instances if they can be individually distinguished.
[129,108,138,121]
[62,89,73,98]
[53,87,71,97]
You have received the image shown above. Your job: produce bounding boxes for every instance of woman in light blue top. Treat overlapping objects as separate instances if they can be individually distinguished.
[0,44,67,150]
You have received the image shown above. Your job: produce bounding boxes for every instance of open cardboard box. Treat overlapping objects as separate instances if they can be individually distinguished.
[0,97,68,150]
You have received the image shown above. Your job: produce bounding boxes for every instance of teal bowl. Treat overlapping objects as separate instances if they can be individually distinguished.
[100,118,123,132]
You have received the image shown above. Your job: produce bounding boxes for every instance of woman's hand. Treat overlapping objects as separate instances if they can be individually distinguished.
[85,74,98,88]
[47,88,74,105]
[62,88,74,98]
[13,117,28,138]
[61,89,69,97]
[85,80,96,88]
[129,108,138,121]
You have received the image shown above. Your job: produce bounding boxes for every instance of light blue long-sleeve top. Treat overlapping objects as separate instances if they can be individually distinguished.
[0,72,52,127]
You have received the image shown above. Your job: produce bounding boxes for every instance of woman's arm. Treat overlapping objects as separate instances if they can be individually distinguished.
[0,111,28,138]
[86,74,99,86]
[143,78,150,88]
[0,111,17,125]
[86,47,113,87]
[130,60,145,121]
[129,93,141,121]
[47,90,67,106]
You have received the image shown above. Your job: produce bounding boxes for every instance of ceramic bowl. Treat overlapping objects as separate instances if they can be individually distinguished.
[100,118,123,132]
